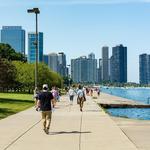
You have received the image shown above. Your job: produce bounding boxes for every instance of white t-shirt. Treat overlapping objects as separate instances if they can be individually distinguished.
[68,89,75,96]
[77,89,84,98]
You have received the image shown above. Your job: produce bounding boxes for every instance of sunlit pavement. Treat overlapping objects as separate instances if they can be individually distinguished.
[0,94,138,150]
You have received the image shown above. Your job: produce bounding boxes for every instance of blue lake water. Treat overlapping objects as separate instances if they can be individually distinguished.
[101,87,150,120]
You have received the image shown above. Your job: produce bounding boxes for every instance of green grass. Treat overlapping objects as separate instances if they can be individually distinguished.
[0,93,34,120]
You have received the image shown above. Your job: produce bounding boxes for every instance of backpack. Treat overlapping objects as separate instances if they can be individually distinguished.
[78,90,84,98]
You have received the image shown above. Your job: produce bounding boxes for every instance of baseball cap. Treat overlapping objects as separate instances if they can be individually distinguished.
[43,84,48,89]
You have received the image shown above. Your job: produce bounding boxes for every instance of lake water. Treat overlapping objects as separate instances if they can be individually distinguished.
[101,87,150,120]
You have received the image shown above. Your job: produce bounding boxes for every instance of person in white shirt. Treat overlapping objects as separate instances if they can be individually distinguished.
[68,87,76,105]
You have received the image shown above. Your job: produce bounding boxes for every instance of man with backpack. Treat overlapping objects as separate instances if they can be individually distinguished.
[77,85,86,112]
[36,84,54,134]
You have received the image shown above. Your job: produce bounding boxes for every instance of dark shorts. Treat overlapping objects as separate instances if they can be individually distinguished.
[70,95,74,101]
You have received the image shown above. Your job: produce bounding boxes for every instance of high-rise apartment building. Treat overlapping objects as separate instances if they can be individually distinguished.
[88,52,95,59]
[97,59,102,83]
[47,52,68,77]
[48,53,59,73]
[58,52,68,77]
[1,26,25,55]
[110,44,127,83]
[28,32,43,63]
[87,54,97,83]
[101,46,109,81]
[71,54,97,83]
[139,53,150,84]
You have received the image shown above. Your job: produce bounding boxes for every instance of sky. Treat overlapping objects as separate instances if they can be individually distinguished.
[0,0,150,83]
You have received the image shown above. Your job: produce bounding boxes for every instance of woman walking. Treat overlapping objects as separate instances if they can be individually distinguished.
[77,85,86,112]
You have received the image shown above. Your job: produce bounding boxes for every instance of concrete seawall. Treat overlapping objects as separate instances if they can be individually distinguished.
[97,92,150,108]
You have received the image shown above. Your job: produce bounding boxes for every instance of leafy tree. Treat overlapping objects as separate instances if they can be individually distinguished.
[13,61,34,92]
[13,62,63,92]
[0,43,26,61]
[38,63,62,89]
[0,58,17,91]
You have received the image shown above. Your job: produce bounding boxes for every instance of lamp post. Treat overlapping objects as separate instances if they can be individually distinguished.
[27,8,40,91]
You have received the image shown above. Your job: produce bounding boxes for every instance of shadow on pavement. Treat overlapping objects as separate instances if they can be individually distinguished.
[49,131,91,135]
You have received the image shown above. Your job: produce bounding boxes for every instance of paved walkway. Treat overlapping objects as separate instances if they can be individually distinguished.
[0,94,138,150]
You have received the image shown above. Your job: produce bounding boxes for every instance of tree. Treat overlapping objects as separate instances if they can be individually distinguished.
[0,58,17,91]
[13,62,63,93]
[13,61,34,92]
[0,43,26,61]
[38,63,62,89]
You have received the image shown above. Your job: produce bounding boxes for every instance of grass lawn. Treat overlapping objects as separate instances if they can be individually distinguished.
[0,93,34,120]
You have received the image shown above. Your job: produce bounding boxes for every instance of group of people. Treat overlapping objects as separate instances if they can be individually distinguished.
[68,85,86,111]
[34,84,86,134]
[34,84,100,134]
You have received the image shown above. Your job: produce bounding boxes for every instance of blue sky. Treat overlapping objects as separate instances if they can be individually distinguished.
[0,0,150,83]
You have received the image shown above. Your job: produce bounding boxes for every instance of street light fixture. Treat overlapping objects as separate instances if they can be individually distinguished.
[27,8,40,91]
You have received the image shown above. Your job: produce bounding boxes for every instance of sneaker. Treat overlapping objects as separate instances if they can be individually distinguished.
[43,128,46,132]
[45,128,49,134]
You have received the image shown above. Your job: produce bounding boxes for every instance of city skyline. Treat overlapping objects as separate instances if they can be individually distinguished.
[0,0,150,82]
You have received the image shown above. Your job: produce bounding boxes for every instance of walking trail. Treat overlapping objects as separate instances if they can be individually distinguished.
[0,94,138,150]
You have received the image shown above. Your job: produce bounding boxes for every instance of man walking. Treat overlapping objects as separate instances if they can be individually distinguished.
[36,84,54,134]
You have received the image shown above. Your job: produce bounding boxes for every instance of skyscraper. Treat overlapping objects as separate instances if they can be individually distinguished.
[97,59,102,83]
[1,26,25,55]
[71,56,88,83]
[87,55,97,83]
[28,32,43,63]
[102,46,109,81]
[58,52,68,77]
[139,53,150,84]
[110,44,127,83]
[71,54,97,83]
[88,52,95,59]
[48,53,59,73]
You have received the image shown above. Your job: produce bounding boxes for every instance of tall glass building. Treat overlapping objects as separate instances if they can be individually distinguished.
[102,46,109,81]
[139,53,150,84]
[110,44,127,83]
[48,53,59,73]
[28,32,43,63]
[1,26,25,55]
[71,54,97,83]
[58,52,68,77]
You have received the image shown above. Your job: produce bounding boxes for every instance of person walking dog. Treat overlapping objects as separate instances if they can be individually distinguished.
[36,84,54,134]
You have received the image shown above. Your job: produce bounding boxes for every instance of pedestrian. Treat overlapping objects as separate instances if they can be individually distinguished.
[33,87,39,106]
[36,84,54,134]
[68,87,76,105]
[77,85,86,112]
[97,88,100,96]
[51,86,58,107]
